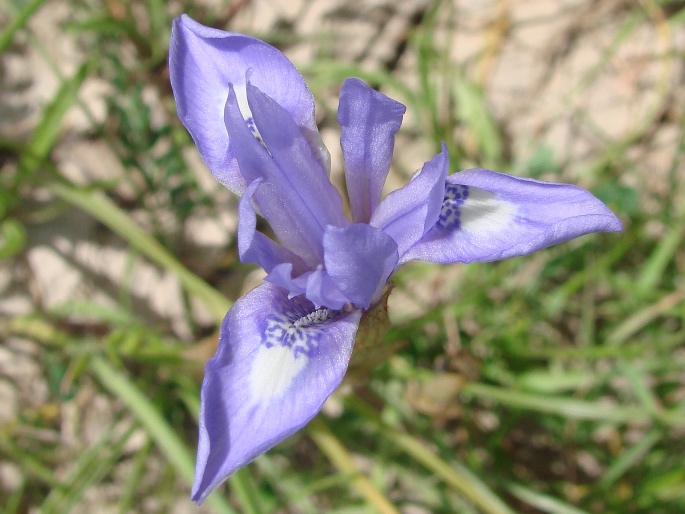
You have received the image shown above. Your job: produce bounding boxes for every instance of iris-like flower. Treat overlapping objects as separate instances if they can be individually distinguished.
[169,15,622,503]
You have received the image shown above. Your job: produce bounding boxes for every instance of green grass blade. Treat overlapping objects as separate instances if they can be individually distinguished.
[606,291,684,345]
[0,435,61,488]
[461,382,685,427]
[599,429,662,489]
[118,438,154,514]
[89,357,238,514]
[47,182,231,322]
[18,63,89,176]
[4,477,25,514]
[40,423,134,514]
[0,0,47,54]
[634,221,685,296]
[452,76,503,167]
[308,417,400,514]
[507,483,590,514]
[348,396,515,514]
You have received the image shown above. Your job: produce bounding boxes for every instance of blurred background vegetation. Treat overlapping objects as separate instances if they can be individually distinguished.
[1,0,684,512]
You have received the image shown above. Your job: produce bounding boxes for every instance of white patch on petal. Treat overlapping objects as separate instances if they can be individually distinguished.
[231,82,267,148]
[248,345,307,402]
[234,86,252,119]
[460,187,517,234]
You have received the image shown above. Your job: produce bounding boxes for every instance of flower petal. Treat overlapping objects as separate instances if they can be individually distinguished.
[303,267,351,309]
[192,283,361,504]
[324,224,399,309]
[402,169,623,264]
[223,84,332,266]
[238,179,308,274]
[169,15,325,194]
[265,263,349,310]
[338,78,406,223]
[371,144,448,257]
[246,83,349,232]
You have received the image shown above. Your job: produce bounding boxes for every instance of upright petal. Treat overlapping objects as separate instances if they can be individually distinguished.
[246,83,349,231]
[224,84,336,266]
[192,283,361,504]
[338,78,406,223]
[371,145,448,258]
[238,179,308,275]
[169,15,326,194]
[324,224,399,309]
[402,169,623,264]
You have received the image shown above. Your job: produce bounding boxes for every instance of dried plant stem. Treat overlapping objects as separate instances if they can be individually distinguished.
[308,417,399,514]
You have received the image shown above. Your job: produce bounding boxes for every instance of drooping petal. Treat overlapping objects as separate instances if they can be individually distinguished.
[223,84,334,266]
[169,15,327,194]
[402,169,623,264]
[192,283,361,504]
[338,78,406,223]
[238,179,308,275]
[324,224,399,309]
[371,144,449,258]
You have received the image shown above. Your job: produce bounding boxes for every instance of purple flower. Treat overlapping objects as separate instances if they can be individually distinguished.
[169,14,622,503]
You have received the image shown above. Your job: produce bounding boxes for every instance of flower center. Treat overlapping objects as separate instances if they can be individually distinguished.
[437,183,469,230]
[264,303,340,358]
[292,308,338,328]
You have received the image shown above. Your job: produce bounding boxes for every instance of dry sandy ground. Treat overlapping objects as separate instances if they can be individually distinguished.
[1,0,682,512]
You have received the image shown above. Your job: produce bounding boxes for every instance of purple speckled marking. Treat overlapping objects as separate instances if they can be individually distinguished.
[245,116,266,147]
[264,298,341,358]
[437,183,469,230]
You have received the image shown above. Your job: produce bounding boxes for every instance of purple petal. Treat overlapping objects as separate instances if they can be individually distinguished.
[265,264,349,310]
[246,83,348,231]
[338,78,406,223]
[169,15,325,194]
[371,145,448,257]
[238,179,309,274]
[303,267,351,309]
[265,263,306,297]
[192,283,361,503]
[223,84,334,266]
[324,224,398,309]
[402,169,623,264]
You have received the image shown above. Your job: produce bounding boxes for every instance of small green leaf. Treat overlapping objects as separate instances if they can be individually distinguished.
[0,218,27,259]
